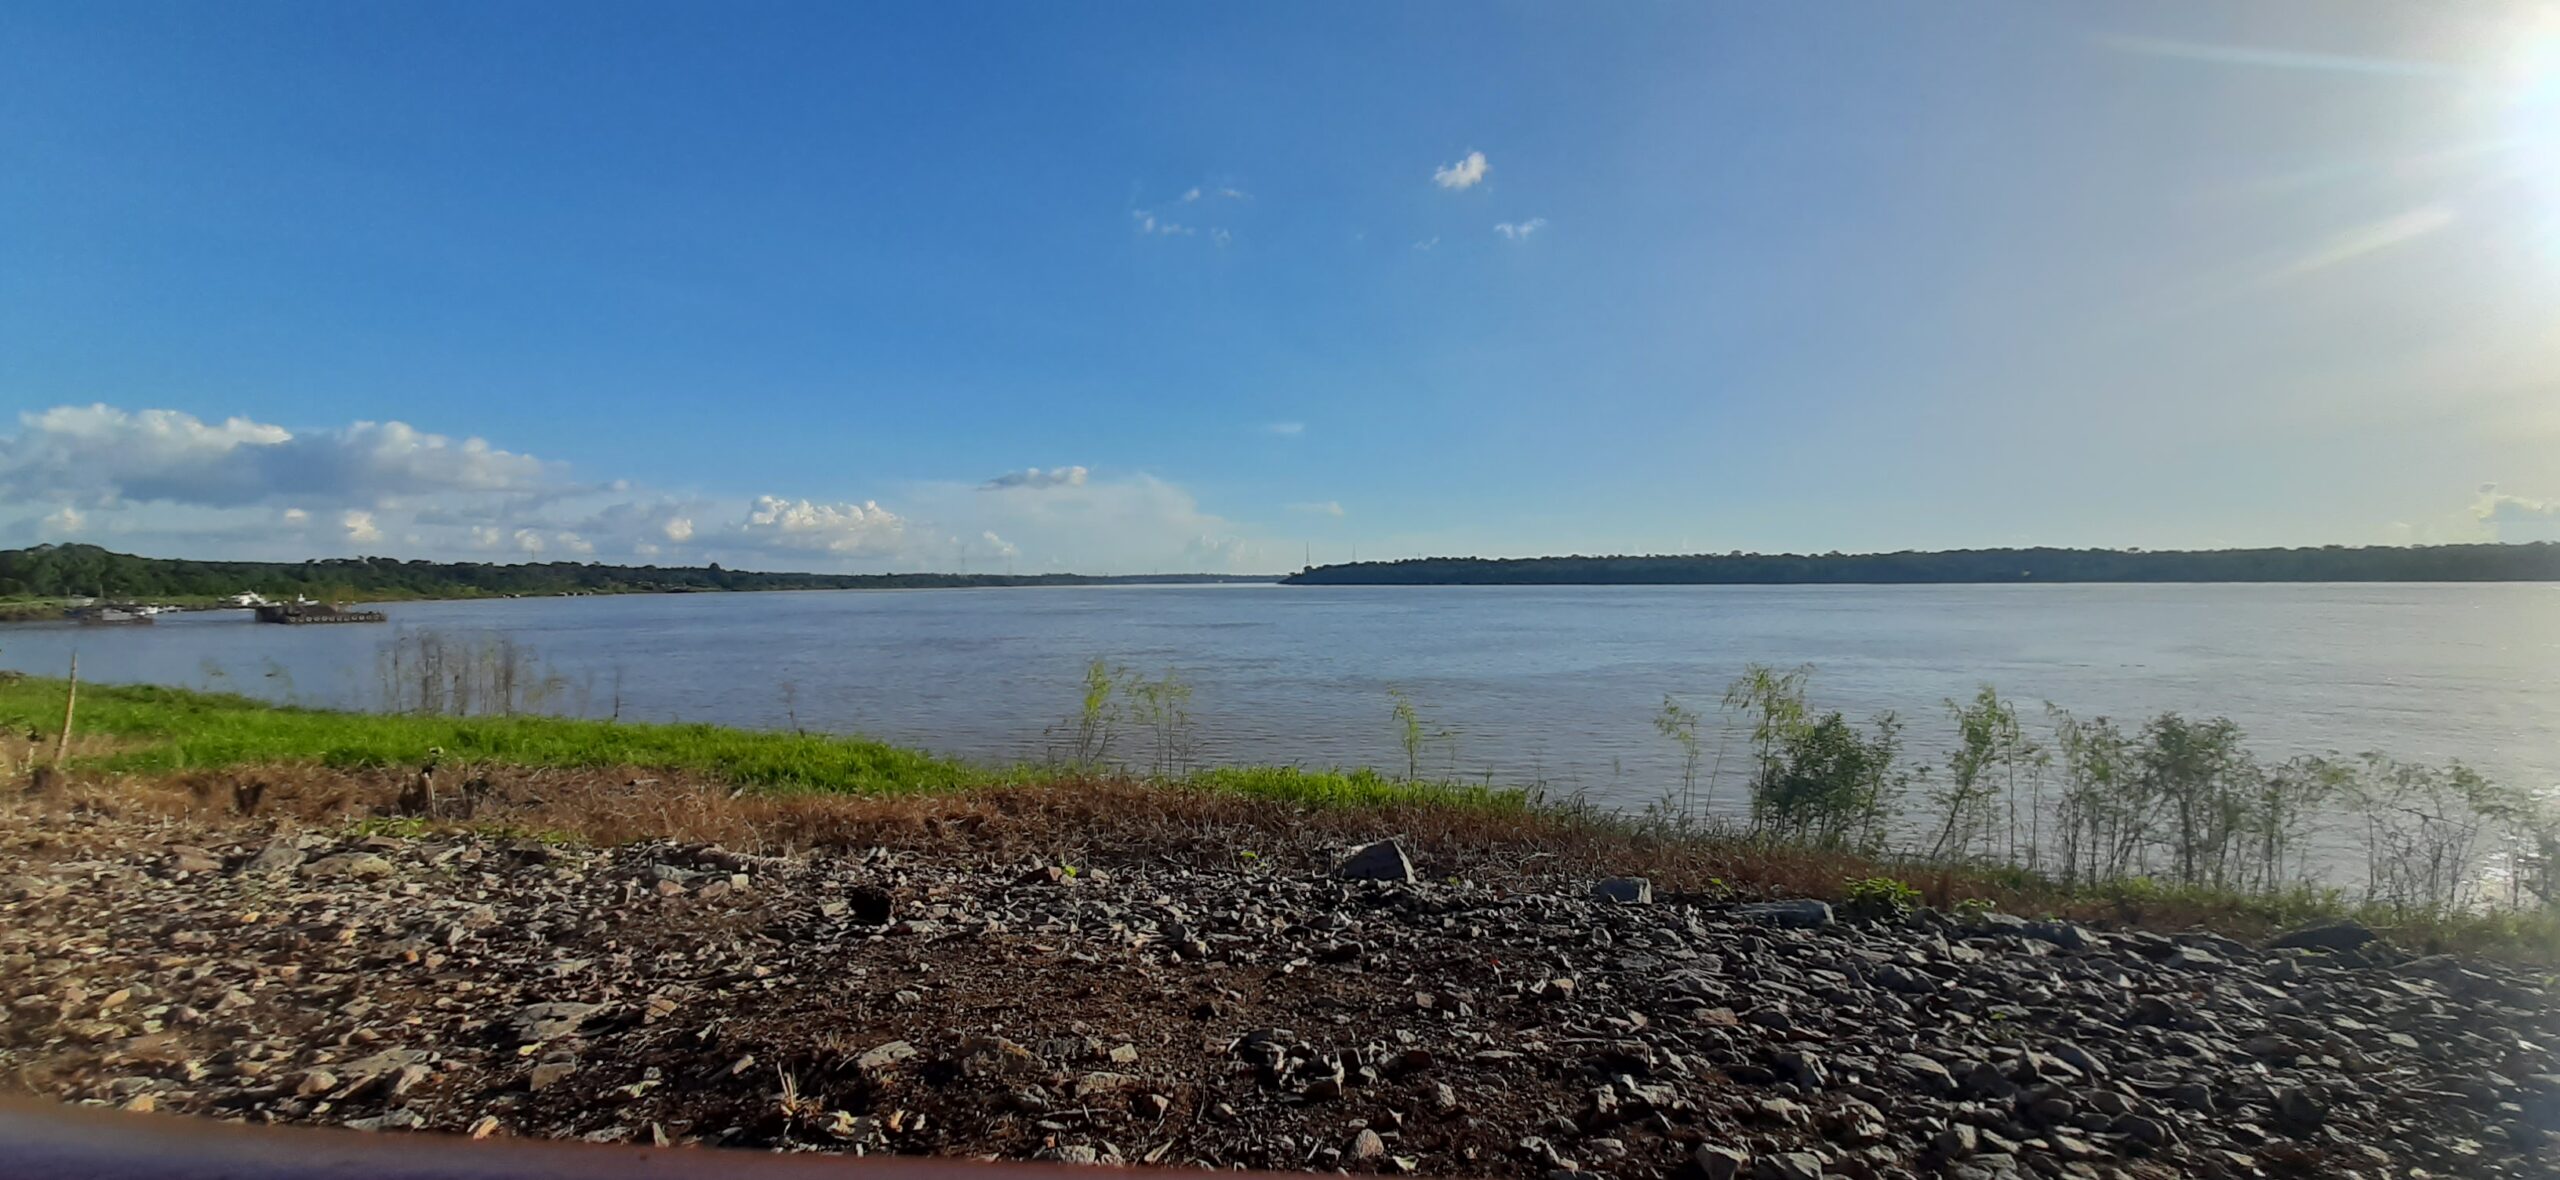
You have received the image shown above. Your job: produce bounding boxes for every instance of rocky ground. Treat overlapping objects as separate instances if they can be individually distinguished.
[3,806,2557,1179]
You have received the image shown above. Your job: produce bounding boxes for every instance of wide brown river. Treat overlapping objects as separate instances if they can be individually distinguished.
[7,582,2555,878]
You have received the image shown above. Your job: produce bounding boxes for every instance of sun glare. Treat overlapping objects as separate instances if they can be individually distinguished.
[2498,19,2560,237]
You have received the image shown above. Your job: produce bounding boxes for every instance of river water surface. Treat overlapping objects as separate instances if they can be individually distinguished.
[5,582,2555,845]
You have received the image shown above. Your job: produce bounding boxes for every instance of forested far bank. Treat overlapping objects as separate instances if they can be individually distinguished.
[0,543,1274,602]
[1281,543,2560,585]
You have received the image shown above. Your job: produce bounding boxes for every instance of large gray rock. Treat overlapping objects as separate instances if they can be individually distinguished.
[241,838,304,875]
[2269,919,2376,952]
[1969,910,2030,934]
[1589,876,1652,905]
[303,852,395,881]
[1739,899,1833,929]
[2523,1075,2560,1131]
[1333,839,1415,882]
[2272,1086,2326,1132]
[2023,919,2097,951]
[1894,1052,1956,1095]
[1755,1152,1825,1180]
[505,1002,607,1043]
[1695,1144,1749,1180]
[858,1040,920,1074]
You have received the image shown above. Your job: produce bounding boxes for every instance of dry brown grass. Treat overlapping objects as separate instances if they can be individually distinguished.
[1,761,2343,944]
[18,762,2558,963]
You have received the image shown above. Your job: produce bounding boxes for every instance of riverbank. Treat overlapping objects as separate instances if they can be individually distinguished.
[1,676,2554,962]
[3,778,2555,1178]
[0,544,1277,619]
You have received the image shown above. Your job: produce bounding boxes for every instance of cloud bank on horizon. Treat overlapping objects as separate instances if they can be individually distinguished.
[0,401,2544,570]
[0,405,1274,573]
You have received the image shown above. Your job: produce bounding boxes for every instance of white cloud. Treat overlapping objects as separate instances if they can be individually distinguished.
[740,495,907,555]
[2474,483,2559,526]
[902,471,1265,573]
[1263,422,1306,437]
[1433,150,1489,190]
[1494,218,1548,240]
[1183,533,1253,568]
[1134,187,1244,245]
[0,403,1270,574]
[1413,237,1439,251]
[982,466,1091,490]
[0,404,547,508]
[1289,500,1347,518]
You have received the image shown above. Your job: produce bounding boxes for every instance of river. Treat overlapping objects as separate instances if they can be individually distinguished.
[5,582,2555,846]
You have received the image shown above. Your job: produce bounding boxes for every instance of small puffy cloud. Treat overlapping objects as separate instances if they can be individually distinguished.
[1413,237,1439,251]
[741,495,907,555]
[282,507,309,524]
[980,530,1019,558]
[470,525,504,550]
[1263,422,1306,437]
[38,506,84,535]
[2473,483,2559,525]
[555,531,595,556]
[1183,533,1253,568]
[982,466,1091,491]
[1494,218,1548,240]
[512,528,546,555]
[1289,500,1347,518]
[634,541,661,557]
[341,510,382,543]
[1182,185,1249,202]
[662,516,695,542]
[1132,211,1195,236]
[1433,150,1489,190]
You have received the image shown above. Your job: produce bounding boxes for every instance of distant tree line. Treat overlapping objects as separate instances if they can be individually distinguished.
[0,544,1272,601]
[1281,543,2560,586]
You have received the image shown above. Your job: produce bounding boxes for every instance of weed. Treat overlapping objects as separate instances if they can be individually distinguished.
[1841,875,1921,922]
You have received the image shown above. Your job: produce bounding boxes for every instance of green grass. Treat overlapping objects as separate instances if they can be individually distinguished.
[0,677,1542,812]
[0,677,980,795]
[1185,765,1535,812]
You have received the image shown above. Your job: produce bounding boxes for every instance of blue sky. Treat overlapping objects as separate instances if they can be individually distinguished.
[3,1,2557,572]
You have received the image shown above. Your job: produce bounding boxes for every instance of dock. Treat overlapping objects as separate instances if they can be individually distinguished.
[254,603,387,625]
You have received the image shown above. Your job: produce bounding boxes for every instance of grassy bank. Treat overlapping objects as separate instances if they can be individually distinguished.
[2,674,2553,961]
[0,676,1529,813]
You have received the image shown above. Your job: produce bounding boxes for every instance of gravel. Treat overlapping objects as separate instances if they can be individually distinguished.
[2,809,2554,1178]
